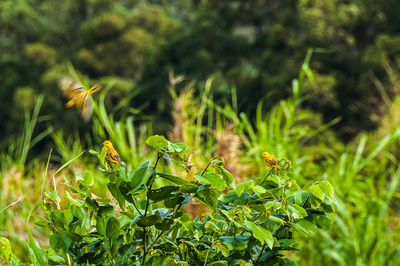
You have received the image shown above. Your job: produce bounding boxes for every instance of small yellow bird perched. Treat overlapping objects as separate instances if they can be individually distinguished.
[103,140,125,167]
[262,152,280,171]
[60,77,100,121]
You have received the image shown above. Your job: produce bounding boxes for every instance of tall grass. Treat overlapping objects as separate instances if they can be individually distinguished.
[2,57,400,264]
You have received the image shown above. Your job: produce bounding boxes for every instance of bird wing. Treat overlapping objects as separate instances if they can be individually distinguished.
[80,92,93,122]
[60,77,85,98]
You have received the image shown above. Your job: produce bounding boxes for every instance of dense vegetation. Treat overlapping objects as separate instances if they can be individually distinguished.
[2,0,400,146]
[1,0,400,265]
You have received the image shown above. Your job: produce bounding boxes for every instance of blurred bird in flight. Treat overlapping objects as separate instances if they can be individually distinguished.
[103,140,125,167]
[60,77,100,121]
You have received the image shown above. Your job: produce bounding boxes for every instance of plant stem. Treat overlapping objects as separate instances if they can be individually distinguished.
[260,170,272,186]
[132,199,143,216]
[203,249,210,266]
[142,228,147,266]
[142,152,162,266]
[255,243,266,264]
[144,152,162,217]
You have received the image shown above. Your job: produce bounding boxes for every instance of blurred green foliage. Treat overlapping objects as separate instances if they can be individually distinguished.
[2,0,400,150]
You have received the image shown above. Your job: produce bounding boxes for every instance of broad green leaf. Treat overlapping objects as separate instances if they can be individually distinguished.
[164,195,185,208]
[83,170,94,186]
[106,217,120,239]
[96,216,106,235]
[268,214,286,225]
[60,235,72,252]
[289,220,317,236]
[49,234,61,251]
[148,186,179,202]
[107,183,125,208]
[236,182,246,197]
[167,141,188,157]
[292,191,309,206]
[214,241,230,257]
[195,173,226,190]
[146,135,168,151]
[155,218,174,230]
[219,167,234,185]
[219,236,235,250]
[288,205,308,220]
[137,214,163,227]
[128,160,149,188]
[268,175,281,186]
[308,184,325,201]
[252,185,267,195]
[313,213,332,230]
[158,173,190,185]
[45,190,60,205]
[318,181,334,199]
[244,221,274,249]
[195,186,219,210]
[180,183,198,193]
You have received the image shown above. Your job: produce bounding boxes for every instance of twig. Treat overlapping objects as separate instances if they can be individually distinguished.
[142,152,162,265]
[255,243,266,264]
[0,196,24,214]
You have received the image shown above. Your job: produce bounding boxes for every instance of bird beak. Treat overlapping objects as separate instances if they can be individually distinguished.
[103,141,106,145]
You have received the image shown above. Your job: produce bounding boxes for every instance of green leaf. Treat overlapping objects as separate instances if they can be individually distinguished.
[269,214,286,225]
[83,170,94,186]
[128,160,149,188]
[219,167,234,185]
[106,217,120,239]
[195,186,219,210]
[88,149,99,156]
[214,241,230,257]
[49,234,61,251]
[158,173,190,185]
[137,214,163,227]
[289,220,317,236]
[308,184,325,201]
[164,195,185,208]
[146,135,168,151]
[155,218,174,230]
[96,216,106,235]
[180,183,199,193]
[148,186,179,202]
[252,185,267,195]
[292,191,309,206]
[236,182,246,197]
[107,183,125,208]
[318,181,334,199]
[195,173,226,190]
[100,146,107,165]
[209,262,228,266]
[60,235,72,252]
[313,213,332,230]
[0,236,11,261]
[244,221,274,249]
[288,204,308,220]
[167,142,188,157]
[45,190,60,205]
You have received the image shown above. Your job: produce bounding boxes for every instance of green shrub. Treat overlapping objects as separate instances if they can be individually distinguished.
[20,135,334,265]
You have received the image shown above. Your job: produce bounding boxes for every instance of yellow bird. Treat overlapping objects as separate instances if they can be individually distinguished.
[262,152,280,171]
[60,77,100,121]
[103,140,125,167]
